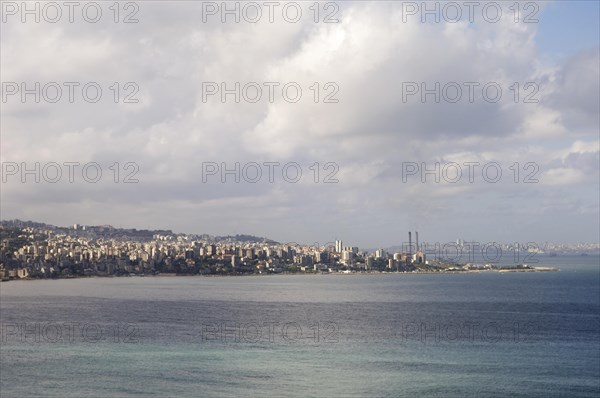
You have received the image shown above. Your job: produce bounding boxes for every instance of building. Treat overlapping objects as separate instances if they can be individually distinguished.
[413,251,426,264]
[341,250,354,264]
[335,240,343,253]
[375,249,386,259]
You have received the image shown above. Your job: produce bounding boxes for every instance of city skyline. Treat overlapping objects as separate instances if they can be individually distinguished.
[0,219,570,281]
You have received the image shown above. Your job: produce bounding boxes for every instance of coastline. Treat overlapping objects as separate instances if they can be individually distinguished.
[0,266,560,282]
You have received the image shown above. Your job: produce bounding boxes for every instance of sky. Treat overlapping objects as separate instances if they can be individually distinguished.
[1,1,599,248]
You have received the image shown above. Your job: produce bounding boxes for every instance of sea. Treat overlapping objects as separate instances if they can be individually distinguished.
[1,255,598,397]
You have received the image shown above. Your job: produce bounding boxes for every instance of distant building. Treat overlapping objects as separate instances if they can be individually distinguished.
[341,250,354,264]
[375,249,386,259]
[413,251,426,264]
[17,268,29,279]
[316,251,329,264]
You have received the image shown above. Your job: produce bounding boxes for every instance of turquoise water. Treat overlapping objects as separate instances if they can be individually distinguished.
[1,255,599,397]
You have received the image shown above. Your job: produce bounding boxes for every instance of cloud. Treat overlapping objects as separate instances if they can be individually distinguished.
[1,1,598,246]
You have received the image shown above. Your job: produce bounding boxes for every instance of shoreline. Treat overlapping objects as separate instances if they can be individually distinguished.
[0,267,560,282]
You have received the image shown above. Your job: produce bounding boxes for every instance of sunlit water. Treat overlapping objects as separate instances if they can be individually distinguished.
[1,255,598,397]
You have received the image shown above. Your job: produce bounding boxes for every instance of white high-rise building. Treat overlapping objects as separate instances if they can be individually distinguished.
[335,240,343,253]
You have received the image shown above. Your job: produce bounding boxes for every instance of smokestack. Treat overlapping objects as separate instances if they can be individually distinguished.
[408,232,412,256]
[416,231,419,252]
